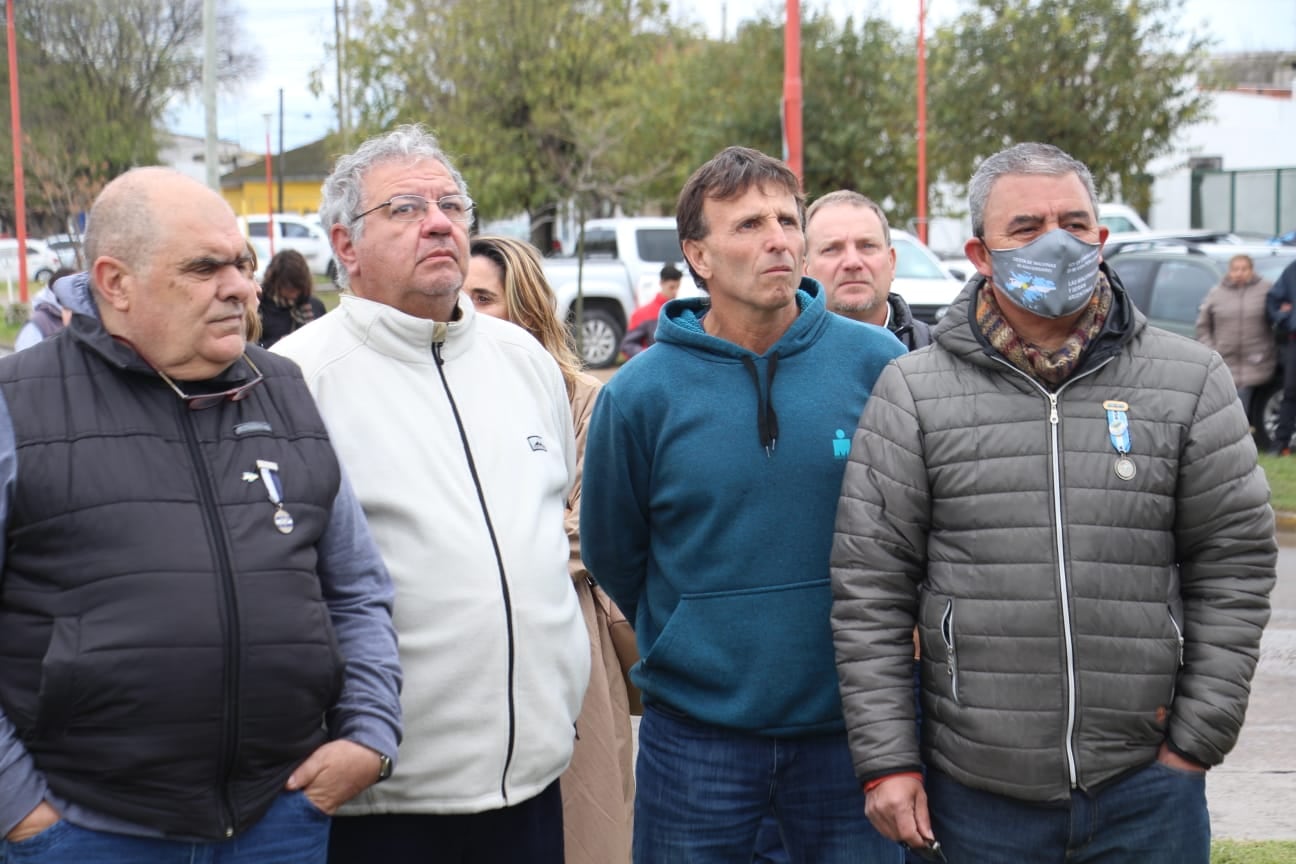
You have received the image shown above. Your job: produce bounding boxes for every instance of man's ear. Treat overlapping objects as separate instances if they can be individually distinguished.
[682,238,710,283]
[331,223,360,283]
[90,256,132,312]
[965,237,993,279]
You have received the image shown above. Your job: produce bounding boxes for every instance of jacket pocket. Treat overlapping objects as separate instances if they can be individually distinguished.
[940,600,960,705]
[35,617,81,733]
[1166,605,1185,704]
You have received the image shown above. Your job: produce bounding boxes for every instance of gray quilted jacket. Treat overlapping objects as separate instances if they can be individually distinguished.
[831,271,1276,803]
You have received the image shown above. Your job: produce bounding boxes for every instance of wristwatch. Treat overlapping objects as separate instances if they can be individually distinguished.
[376,753,393,783]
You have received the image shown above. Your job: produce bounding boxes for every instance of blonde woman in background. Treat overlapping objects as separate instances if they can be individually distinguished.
[466,234,635,864]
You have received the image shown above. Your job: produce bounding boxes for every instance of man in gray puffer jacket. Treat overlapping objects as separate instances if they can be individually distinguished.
[830,142,1276,864]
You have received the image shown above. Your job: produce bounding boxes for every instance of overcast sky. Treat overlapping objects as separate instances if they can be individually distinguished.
[168,0,1296,155]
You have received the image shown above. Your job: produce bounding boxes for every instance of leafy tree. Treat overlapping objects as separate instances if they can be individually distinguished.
[927,0,1214,216]
[341,0,693,251]
[0,0,259,232]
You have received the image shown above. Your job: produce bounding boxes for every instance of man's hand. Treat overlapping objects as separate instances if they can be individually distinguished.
[5,801,60,843]
[1281,302,1292,313]
[285,740,384,814]
[864,775,936,850]
[1157,742,1207,773]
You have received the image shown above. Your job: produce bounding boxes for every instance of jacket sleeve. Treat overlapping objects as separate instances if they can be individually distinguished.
[1194,288,1216,347]
[1170,352,1276,766]
[1265,268,1295,331]
[831,361,928,783]
[579,386,651,625]
[0,391,49,836]
[316,469,403,763]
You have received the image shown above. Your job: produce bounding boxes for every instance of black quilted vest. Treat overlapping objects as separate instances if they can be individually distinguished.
[0,322,344,839]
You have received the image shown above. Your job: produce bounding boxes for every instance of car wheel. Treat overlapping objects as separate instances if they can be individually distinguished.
[326,259,338,283]
[1256,382,1282,452]
[575,308,622,369]
[34,268,53,284]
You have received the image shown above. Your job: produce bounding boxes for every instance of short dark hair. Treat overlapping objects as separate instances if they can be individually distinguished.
[676,146,804,291]
[660,264,683,282]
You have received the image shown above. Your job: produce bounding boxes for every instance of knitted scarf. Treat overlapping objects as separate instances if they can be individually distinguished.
[272,292,317,330]
[975,272,1113,387]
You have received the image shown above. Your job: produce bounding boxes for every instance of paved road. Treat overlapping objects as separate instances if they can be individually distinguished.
[1208,531,1296,840]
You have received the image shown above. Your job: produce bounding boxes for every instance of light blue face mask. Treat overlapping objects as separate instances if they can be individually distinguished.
[987,229,1101,319]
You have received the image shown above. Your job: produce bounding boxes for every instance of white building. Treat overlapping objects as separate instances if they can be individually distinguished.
[157,132,258,184]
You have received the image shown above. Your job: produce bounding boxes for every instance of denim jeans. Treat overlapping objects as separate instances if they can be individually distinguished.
[925,761,1209,864]
[634,705,903,864]
[0,791,329,864]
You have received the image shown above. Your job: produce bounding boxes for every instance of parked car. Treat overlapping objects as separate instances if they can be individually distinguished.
[1106,243,1296,449]
[42,233,84,269]
[576,217,688,306]
[1098,202,1152,234]
[0,238,64,285]
[239,214,335,280]
[888,229,967,323]
[540,257,637,368]
[1102,229,1246,259]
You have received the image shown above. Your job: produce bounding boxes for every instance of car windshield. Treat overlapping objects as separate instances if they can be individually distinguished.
[893,236,948,279]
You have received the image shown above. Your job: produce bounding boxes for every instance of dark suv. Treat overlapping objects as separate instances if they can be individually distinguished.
[1107,243,1296,449]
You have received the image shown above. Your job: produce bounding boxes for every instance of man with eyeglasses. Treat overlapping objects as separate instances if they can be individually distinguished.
[0,167,402,863]
[273,124,587,864]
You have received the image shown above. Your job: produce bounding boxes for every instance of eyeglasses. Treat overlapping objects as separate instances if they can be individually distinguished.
[351,194,475,225]
[154,354,265,410]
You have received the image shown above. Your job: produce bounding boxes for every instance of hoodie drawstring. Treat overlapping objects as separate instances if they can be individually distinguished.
[740,353,780,457]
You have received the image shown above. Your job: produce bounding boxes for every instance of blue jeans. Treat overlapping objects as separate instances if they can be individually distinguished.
[926,761,1209,864]
[635,705,903,864]
[0,791,329,864]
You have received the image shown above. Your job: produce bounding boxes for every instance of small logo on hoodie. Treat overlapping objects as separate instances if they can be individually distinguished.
[833,429,851,460]
[528,435,547,452]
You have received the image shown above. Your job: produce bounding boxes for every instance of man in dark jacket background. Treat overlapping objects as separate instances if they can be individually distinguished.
[0,167,402,863]
[804,190,931,352]
[1265,258,1296,454]
[831,143,1275,864]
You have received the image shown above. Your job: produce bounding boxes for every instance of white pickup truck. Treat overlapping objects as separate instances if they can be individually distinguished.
[540,257,637,369]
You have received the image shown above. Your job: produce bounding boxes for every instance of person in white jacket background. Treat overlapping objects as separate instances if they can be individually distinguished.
[274,124,588,864]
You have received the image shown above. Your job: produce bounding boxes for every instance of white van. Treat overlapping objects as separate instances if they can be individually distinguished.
[239,214,335,280]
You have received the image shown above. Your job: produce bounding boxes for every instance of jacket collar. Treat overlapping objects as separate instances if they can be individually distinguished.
[654,277,830,361]
[336,291,477,363]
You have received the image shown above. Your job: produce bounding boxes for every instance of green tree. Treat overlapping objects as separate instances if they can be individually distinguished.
[341,0,693,251]
[927,0,1214,216]
[0,0,258,231]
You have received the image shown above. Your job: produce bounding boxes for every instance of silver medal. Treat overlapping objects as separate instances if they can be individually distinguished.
[1114,456,1136,481]
[273,506,295,534]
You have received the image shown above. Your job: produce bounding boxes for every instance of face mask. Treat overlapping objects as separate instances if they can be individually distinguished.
[986,229,1101,319]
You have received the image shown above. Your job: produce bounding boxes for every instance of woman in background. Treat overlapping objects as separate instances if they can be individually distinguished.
[257,249,324,348]
[1196,253,1276,432]
[466,234,635,864]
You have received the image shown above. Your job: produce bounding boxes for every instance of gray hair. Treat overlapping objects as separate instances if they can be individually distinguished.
[967,142,1099,238]
[806,190,891,248]
[83,167,170,278]
[320,124,469,289]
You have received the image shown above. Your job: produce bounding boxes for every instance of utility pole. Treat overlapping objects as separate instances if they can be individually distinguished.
[202,0,219,190]
[6,0,30,301]
[782,0,802,185]
[277,88,285,214]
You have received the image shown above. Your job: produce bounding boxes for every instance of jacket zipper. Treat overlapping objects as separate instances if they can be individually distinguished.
[940,600,959,704]
[990,354,1113,788]
[176,403,241,837]
[431,339,518,804]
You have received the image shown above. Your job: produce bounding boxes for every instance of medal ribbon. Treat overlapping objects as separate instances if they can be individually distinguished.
[256,459,285,507]
[1103,400,1131,456]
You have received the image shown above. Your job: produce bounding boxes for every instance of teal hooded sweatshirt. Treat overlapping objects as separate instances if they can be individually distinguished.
[581,279,905,736]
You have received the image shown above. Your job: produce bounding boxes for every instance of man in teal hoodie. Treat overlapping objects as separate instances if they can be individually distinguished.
[581,146,906,863]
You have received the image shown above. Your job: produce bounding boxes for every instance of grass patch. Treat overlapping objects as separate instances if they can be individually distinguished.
[1211,839,1296,863]
[1258,454,1296,513]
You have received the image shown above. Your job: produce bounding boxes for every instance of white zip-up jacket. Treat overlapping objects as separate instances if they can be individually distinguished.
[274,293,588,813]
[831,273,1275,803]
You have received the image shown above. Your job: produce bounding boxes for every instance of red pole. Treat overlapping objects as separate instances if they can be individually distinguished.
[916,0,929,246]
[264,115,275,256]
[6,0,30,301]
[783,0,803,186]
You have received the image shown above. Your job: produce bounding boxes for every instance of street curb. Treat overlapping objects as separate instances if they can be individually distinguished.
[1276,511,1296,532]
